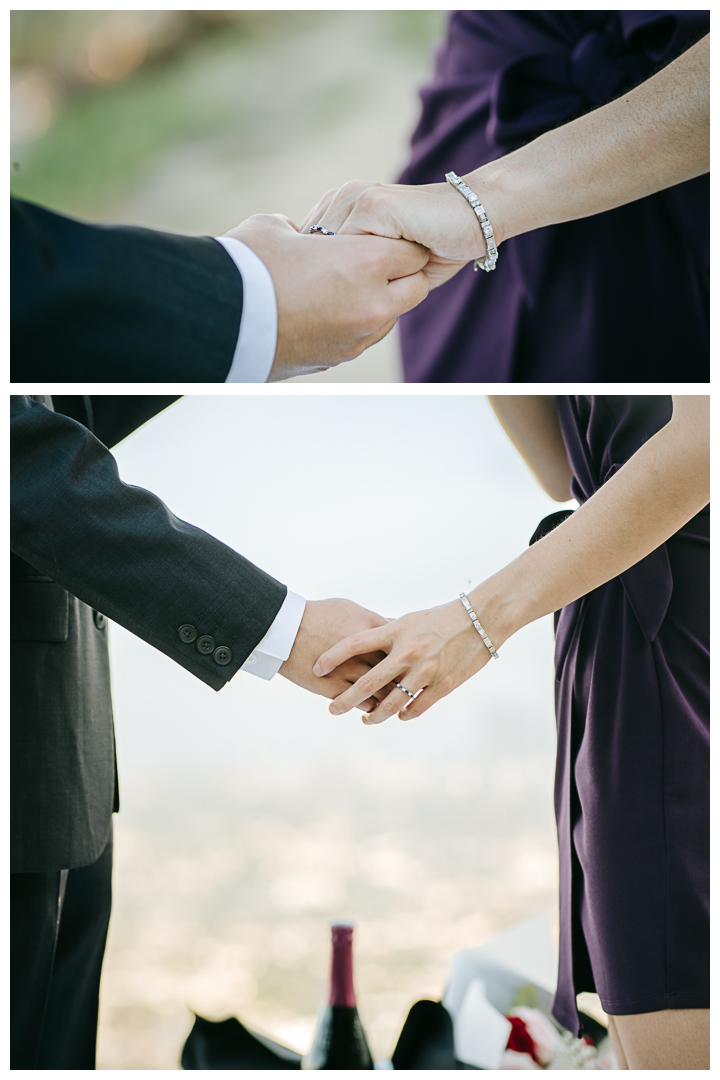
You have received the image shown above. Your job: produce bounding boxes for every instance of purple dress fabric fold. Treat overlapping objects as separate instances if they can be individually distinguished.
[552,397,709,1035]
[398,12,709,382]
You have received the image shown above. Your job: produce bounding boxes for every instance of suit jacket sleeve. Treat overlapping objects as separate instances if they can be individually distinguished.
[10,396,288,690]
[10,198,243,382]
[51,394,183,450]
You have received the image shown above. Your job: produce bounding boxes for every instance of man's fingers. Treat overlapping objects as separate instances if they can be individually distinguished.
[360,317,397,351]
[367,235,430,280]
[274,214,300,231]
[386,268,430,315]
[314,626,391,676]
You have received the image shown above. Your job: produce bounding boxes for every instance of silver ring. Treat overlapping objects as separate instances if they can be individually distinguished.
[309,225,335,235]
[394,682,417,702]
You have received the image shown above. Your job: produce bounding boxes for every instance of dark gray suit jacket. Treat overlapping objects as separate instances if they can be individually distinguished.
[11,395,287,873]
[11,198,243,382]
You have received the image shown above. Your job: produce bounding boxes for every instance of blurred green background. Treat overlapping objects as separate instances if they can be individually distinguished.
[10,9,446,381]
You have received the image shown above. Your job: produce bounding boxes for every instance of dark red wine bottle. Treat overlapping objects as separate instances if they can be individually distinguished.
[302,921,373,1070]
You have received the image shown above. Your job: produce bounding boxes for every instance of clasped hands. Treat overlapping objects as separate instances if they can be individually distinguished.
[279,596,498,726]
[225,176,494,380]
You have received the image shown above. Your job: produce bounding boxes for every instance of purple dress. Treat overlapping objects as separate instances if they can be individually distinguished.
[552,397,709,1035]
[398,12,709,382]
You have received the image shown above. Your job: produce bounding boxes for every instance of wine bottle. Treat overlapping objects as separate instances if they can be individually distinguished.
[302,921,373,1070]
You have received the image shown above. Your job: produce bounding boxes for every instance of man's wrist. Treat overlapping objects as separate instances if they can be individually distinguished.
[213,236,278,382]
[241,590,306,680]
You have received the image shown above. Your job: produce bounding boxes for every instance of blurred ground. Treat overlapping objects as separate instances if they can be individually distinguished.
[100,758,559,1069]
[10,9,446,382]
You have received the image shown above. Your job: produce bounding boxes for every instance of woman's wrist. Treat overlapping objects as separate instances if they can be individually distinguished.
[463,158,540,247]
[419,180,490,264]
[464,573,533,654]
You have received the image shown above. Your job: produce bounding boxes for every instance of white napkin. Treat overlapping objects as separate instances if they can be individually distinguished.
[453,977,512,1070]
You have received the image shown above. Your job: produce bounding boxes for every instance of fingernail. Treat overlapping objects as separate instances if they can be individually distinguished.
[329,705,345,716]
[313,663,323,676]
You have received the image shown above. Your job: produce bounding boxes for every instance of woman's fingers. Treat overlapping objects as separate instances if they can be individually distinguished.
[299,189,339,233]
[314,625,392,676]
[357,679,395,714]
[398,680,449,721]
[305,181,376,236]
[341,656,394,712]
[328,654,405,715]
[362,681,425,725]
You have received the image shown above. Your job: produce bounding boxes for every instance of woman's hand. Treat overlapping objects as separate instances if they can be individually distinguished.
[300,34,708,278]
[312,597,496,724]
[299,180,494,291]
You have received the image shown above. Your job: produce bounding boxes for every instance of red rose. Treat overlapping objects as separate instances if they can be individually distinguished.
[506,1016,543,1066]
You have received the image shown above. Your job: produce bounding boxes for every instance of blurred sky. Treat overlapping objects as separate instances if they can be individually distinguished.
[108,394,575,780]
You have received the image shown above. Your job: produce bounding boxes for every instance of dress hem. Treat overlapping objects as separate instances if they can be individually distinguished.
[600,991,709,1016]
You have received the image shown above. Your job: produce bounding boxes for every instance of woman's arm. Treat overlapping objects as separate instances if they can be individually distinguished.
[315,396,708,724]
[487,396,573,502]
[300,35,709,290]
[471,32,709,245]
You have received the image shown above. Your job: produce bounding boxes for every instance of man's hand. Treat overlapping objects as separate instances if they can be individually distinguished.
[279,598,393,711]
[225,214,430,380]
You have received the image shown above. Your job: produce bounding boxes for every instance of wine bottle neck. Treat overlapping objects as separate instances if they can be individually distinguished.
[329,925,356,1008]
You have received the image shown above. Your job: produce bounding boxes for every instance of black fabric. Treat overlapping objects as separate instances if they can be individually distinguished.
[11,395,287,872]
[53,394,181,448]
[391,1000,458,1070]
[11,829,112,1070]
[37,831,114,1069]
[11,198,242,382]
[529,510,575,547]
[182,1015,302,1069]
[10,867,66,1068]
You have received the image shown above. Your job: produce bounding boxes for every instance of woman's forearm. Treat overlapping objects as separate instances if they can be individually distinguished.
[315,397,708,726]
[300,35,709,290]
[471,34,709,245]
[470,397,709,649]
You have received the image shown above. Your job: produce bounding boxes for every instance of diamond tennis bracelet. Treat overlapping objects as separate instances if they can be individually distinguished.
[459,592,499,659]
[445,171,498,273]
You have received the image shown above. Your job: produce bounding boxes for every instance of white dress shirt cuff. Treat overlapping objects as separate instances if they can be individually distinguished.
[241,590,306,681]
[214,236,278,383]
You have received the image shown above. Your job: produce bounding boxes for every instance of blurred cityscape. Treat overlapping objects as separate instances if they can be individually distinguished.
[10,9,446,382]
